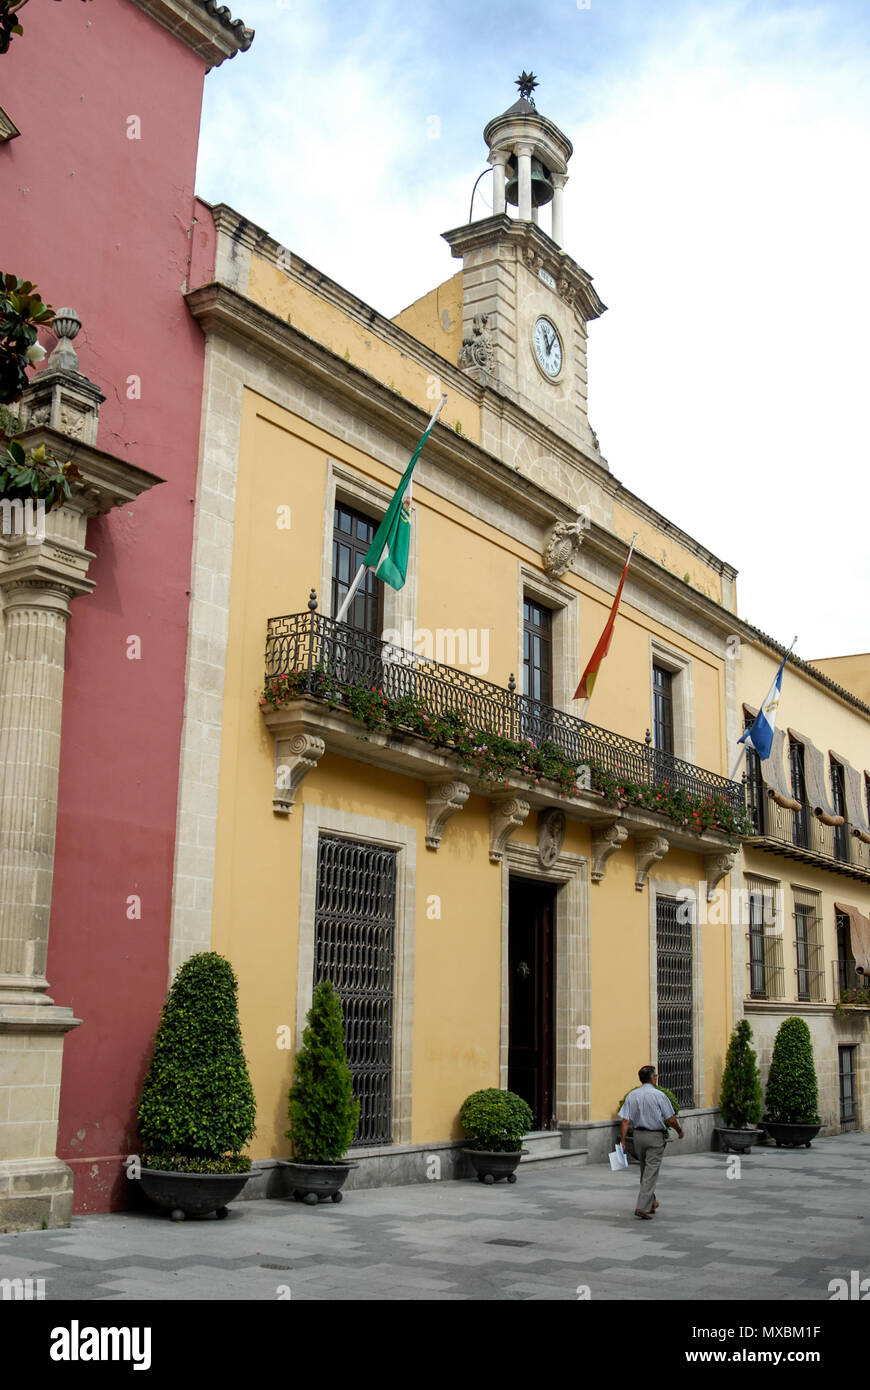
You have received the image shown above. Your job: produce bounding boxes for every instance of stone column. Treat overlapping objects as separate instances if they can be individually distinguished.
[551,172,568,247]
[489,149,507,215]
[516,142,533,222]
[0,318,161,1231]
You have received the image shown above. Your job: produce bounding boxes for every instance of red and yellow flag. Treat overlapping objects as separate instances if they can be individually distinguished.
[574,536,637,703]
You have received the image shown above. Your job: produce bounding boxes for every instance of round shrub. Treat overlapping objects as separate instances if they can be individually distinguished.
[616,1084,680,1136]
[287,980,360,1163]
[764,1016,820,1124]
[459,1089,533,1152]
[719,1019,763,1128]
[137,952,256,1164]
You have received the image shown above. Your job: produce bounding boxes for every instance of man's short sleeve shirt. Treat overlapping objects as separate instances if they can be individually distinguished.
[618,1083,675,1129]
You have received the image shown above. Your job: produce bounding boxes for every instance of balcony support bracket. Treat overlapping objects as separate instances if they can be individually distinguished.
[705,849,737,902]
[426,780,471,850]
[591,820,628,883]
[273,733,326,814]
[635,834,670,891]
[490,797,531,863]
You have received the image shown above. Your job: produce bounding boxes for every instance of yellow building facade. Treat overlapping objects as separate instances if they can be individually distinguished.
[167,91,851,1189]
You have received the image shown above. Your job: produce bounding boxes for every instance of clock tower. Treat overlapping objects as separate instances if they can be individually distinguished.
[443,76,606,462]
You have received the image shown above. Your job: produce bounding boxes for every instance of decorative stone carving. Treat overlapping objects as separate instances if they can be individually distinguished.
[543,516,586,578]
[590,821,628,883]
[426,779,470,850]
[557,278,576,306]
[705,850,737,902]
[458,312,495,375]
[538,808,566,867]
[524,247,545,271]
[635,835,669,891]
[490,796,531,863]
[15,310,104,448]
[273,733,325,814]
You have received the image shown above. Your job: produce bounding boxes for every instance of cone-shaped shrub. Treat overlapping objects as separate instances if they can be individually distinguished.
[287,980,360,1163]
[719,1019,763,1128]
[137,952,256,1173]
[764,1016,820,1124]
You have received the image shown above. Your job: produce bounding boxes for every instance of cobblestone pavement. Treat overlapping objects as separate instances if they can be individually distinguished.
[1,1133,867,1301]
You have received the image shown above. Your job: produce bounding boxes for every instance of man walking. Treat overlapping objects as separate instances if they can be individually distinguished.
[619,1065,684,1219]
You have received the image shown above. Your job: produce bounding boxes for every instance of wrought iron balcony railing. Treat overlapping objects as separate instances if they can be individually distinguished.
[264,608,745,813]
[832,959,870,1005]
[746,792,870,874]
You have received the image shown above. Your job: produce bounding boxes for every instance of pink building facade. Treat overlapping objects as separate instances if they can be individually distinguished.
[0,0,250,1222]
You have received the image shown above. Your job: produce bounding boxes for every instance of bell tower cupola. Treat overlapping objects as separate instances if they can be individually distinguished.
[485,70,572,246]
[442,74,607,462]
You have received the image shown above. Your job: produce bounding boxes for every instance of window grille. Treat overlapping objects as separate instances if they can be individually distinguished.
[656,895,694,1108]
[745,876,784,1000]
[839,1046,857,1131]
[792,886,824,1002]
[314,834,398,1146]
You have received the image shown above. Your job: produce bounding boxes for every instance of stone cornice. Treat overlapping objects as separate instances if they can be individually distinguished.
[483,110,573,167]
[8,426,164,516]
[441,215,607,323]
[185,280,749,652]
[129,0,253,66]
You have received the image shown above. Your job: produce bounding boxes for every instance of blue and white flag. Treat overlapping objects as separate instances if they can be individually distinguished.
[738,640,796,761]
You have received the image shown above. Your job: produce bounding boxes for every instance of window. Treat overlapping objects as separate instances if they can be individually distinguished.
[523,598,553,706]
[743,709,765,834]
[656,895,694,1108]
[652,665,675,755]
[836,910,857,997]
[745,876,784,1000]
[332,502,383,637]
[314,835,398,1147]
[789,739,809,849]
[839,1046,857,1131]
[830,758,849,862]
[793,887,824,1002]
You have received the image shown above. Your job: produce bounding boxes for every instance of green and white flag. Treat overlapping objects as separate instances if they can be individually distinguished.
[362,395,445,591]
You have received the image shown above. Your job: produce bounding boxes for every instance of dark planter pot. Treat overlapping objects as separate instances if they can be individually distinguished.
[462,1148,527,1184]
[718,1126,763,1153]
[139,1167,252,1221]
[281,1160,357,1204]
[762,1121,821,1149]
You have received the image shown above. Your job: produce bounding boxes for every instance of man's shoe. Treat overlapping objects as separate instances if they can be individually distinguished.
[634,1208,654,1220]
[652,1200,660,1210]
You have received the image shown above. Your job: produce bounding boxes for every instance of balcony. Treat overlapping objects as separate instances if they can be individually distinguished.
[832,959,870,1010]
[745,788,870,881]
[260,606,747,878]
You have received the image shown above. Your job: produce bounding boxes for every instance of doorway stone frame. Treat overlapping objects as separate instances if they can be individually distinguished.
[500,841,591,1126]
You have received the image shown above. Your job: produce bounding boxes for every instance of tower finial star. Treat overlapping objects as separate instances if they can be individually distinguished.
[516,70,539,105]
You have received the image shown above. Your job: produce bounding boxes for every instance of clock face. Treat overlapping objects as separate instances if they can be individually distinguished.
[533,317,563,378]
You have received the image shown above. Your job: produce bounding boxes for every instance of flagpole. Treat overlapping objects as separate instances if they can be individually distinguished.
[335,394,447,624]
[579,532,638,723]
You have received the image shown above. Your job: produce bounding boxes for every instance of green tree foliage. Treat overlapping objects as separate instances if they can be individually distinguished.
[764,1016,820,1124]
[287,980,360,1163]
[719,1019,763,1128]
[137,952,256,1164]
[459,1089,534,1152]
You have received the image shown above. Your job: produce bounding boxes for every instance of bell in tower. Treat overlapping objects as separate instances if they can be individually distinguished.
[484,71,571,245]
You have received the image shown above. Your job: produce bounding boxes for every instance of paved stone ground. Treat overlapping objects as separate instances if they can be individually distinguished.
[1,1133,867,1301]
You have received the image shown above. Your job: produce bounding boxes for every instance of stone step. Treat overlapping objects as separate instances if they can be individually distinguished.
[520,1147,589,1168]
[522,1130,565,1155]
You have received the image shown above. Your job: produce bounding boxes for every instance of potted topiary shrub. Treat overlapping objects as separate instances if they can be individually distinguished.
[616,1082,680,1158]
[282,979,360,1205]
[762,1016,822,1148]
[459,1088,533,1183]
[136,952,257,1220]
[717,1019,763,1152]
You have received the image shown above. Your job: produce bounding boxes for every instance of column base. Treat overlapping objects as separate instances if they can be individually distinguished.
[0,1157,75,1232]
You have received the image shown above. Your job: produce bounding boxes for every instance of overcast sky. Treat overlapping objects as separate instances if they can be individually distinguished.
[197,0,870,663]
